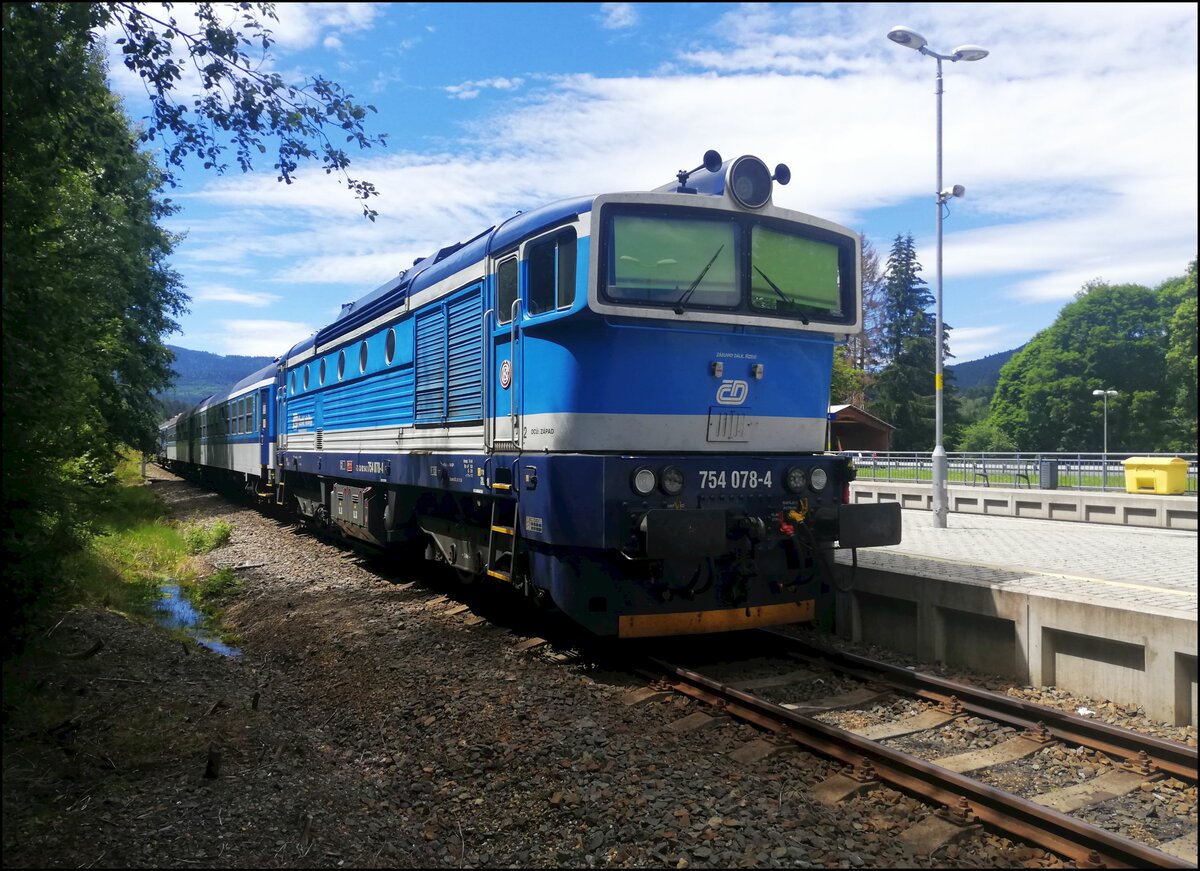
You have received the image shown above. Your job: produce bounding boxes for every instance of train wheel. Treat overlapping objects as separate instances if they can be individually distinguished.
[455,561,483,585]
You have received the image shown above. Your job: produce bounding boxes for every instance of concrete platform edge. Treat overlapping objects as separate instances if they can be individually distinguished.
[850,482,1198,530]
[834,562,1198,727]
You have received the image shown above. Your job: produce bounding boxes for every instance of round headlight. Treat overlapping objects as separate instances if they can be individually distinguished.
[660,466,684,496]
[785,467,807,493]
[728,156,773,209]
[810,468,828,491]
[632,467,656,496]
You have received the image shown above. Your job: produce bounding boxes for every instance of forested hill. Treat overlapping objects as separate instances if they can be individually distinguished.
[158,345,275,413]
[948,345,1025,394]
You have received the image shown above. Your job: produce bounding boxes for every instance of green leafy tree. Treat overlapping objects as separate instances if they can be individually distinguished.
[830,344,865,405]
[2,2,387,655]
[986,278,1180,452]
[1158,260,1198,451]
[843,238,884,408]
[956,418,1016,452]
[3,3,184,652]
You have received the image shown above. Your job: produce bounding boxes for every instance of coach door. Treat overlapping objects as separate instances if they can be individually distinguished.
[188,414,199,465]
[258,387,271,470]
[490,252,521,448]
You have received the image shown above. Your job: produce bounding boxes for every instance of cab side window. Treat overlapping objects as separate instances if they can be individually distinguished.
[526,228,577,316]
[497,256,518,324]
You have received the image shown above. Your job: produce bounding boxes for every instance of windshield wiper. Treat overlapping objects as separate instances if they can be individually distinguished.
[674,245,725,315]
[754,265,809,324]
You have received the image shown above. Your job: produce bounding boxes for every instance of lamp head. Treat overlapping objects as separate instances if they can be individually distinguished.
[952,44,989,62]
[887,26,928,51]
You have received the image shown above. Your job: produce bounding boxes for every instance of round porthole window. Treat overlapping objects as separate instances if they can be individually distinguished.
[338,350,346,380]
[303,365,310,390]
[359,340,368,373]
[289,372,296,394]
[385,328,396,364]
[319,358,327,384]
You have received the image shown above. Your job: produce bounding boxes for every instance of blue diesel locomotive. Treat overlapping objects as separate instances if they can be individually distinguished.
[158,151,901,637]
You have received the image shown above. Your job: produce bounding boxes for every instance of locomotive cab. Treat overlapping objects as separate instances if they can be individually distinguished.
[488,153,900,634]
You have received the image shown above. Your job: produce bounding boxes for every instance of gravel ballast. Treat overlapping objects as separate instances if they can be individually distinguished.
[3,468,1194,868]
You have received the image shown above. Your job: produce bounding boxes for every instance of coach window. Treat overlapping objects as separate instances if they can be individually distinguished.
[526,228,577,316]
[246,396,254,433]
[385,328,396,364]
[237,398,244,434]
[496,256,518,324]
[359,340,369,373]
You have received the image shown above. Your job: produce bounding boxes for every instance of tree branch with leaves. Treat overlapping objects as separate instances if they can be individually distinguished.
[97,1,388,219]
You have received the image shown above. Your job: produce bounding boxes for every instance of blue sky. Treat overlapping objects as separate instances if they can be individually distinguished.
[102,2,1198,362]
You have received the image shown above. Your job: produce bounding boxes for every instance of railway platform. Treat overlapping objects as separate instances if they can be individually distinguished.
[833,508,1198,727]
[849,479,1198,530]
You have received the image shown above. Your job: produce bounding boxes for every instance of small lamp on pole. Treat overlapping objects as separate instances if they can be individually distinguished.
[887,25,989,529]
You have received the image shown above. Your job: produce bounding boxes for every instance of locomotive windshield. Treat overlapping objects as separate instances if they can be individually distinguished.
[602,207,848,322]
[748,225,842,318]
[606,215,739,308]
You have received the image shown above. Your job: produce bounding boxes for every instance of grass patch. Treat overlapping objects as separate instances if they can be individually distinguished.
[59,450,238,631]
[184,519,233,555]
[187,566,242,620]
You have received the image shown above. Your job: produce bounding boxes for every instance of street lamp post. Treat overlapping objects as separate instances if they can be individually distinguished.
[1092,388,1118,489]
[887,26,988,529]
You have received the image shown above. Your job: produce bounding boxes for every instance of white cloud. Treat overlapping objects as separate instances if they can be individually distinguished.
[158,3,1194,362]
[187,320,316,357]
[599,3,638,31]
[947,325,1018,362]
[190,285,281,307]
[257,3,379,51]
[444,77,526,100]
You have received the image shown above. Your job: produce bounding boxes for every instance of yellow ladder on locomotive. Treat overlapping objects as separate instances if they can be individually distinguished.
[486,483,520,583]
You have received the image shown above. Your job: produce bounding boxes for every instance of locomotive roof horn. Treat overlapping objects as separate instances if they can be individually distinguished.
[675,149,723,193]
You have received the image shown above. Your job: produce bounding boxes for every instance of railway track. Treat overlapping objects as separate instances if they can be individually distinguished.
[638,630,1197,869]
[241,490,1199,867]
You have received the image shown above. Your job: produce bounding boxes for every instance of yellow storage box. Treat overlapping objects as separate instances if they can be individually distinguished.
[1122,456,1189,495]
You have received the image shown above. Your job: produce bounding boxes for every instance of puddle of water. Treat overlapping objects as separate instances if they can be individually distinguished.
[153,583,240,657]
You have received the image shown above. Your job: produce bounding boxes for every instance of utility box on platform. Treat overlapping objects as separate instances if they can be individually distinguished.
[1123,456,1188,495]
[1038,459,1058,490]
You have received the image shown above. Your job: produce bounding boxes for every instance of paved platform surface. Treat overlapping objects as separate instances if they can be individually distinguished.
[839,509,1198,615]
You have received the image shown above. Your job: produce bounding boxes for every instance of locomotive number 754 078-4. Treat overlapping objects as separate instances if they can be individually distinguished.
[698,470,773,489]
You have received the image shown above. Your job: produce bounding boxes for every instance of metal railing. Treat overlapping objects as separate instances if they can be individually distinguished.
[838,451,1198,495]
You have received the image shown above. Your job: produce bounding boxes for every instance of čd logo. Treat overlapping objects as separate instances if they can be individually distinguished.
[716,380,748,405]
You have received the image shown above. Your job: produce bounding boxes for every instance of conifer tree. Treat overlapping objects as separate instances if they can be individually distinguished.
[870,234,958,450]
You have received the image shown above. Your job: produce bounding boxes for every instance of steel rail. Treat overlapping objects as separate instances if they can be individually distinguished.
[762,629,1198,781]
[649,657,1192,869]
